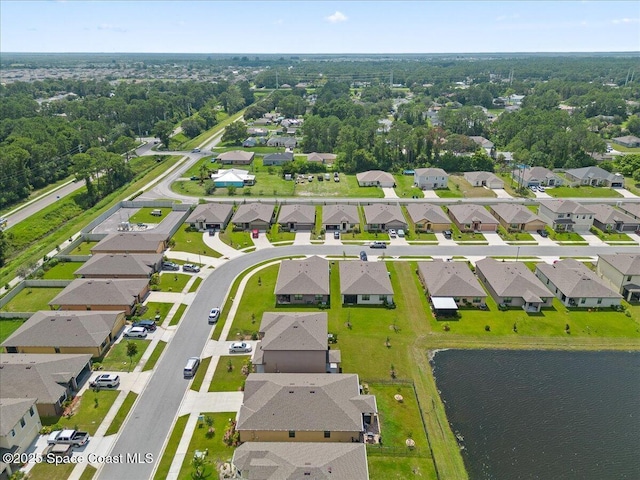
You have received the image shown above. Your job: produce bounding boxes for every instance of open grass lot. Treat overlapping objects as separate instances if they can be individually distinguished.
[219,224,254,249]
[0,318,24,342]
[0,287,64,312]
[158,272,191,292]
[153,415,189,480]
[393,174,424,198]
[41,389,119,435]
[590,226,634,243]
[546,185,622,198]
[624,177,640,196]
[183,159,220,178]
[496,173,534,198]
[28,462,77,480]
[42,261,83,279]
[296,173,383,197]
[176,412,238,480]
[127,207,173,224]
[72,240,98,255]
[143,302,173,324]
[142,341,167,371]
[449,174,497,198]
[105,391,138,436]
[189,356,212,391]
[100,339,151,371]
[79,465,97,480]
[170,226,222,258]
[208,355,249,392]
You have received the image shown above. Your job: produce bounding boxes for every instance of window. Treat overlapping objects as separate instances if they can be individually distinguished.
[580,298,586,304]
[324,431,331,438]
[315,294,323,301]
[503,298,512,304]
[294,294,303,301]
[20,418,26,428]
[473,298,481,303]
[10,429,15,437]
[288,430,296,438]
[362,294,370,301]
[628,276,632,282]
[29,406,35,417]
[378,295,386,301]
[597,298,602,304]
[54,347,61,353]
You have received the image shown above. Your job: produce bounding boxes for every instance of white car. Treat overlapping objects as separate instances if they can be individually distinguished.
[89,374,120,389]
[388,229,397,238]
[229,342,252,353]
[124,327,147,338]
[537,186,546,192]
[208,307,220,324]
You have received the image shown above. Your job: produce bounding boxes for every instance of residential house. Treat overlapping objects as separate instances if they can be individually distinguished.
[211,169,256,188]
[512,166,563,188]
[589,204,640,233]
[242,137,257,148]
[535,259,622,308]
[307,152,337,165]
[618,203,640,221]
[405,204,451,232]
[277,204,316,231]
[417,260,486,307]
[475,258,553,312]
[362,204,407,232]
[91,233,167,255]
[464,171,504,189]
[564,166,624,188]
[596,254,640,302]
[266,137,297,148]
[356,170,395,188]
[216,150,255,166]
[185,203,234,231]
[246,128,268,137]
[447,204,499,232]
[469,136,494,155]
[0,354,92,416]
[231,203,276,231]
[339,261,393,305]
[236,373,377,443]
[74,253,162,279]
[253,118,272,126]
[414,168,448,190]
[275,256,329,305]
[232,443,368,480]
[612,135,640,148]
[322,205,359,232]
[489,204,547,232]
[253,312,340,374]
[262,152,294,166]
[48,278,149,315]
[538,200,594,232]
[0,398,42,478]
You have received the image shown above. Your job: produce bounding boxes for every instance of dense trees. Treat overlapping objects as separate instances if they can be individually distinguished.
[221,121,247,145]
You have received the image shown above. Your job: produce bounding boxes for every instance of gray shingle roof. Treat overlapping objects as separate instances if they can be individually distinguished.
[619,203,640,218]
[277,204,316,225]
[476,258,551,300]
[232,204,276,224]
[588,204,638,226]
[447,204,499,225]
[339,261,393,295]
[415,167,448,177]
[185,203,234,224]
[598,254,640,276]
[537,259,622,299]
[74,254,161,277]
[259,312,328,351]
[322,205,359,225]
[0,398,37,436]
[2,311,123,349]
[405,204,450,225]
[463,171,503,185]
[237,373,376,432]
[356,170,394,184]
[418,260,486,298]
[517,166,560,184]
[216,150,255,163]
[232,443,368,480]
[91,233,166,254]
[275,256,329,296]
[539,199,594,215]
[490,204,544,224]
[363,204,406,225]
[49,278,148,307]
[565,166,622,182]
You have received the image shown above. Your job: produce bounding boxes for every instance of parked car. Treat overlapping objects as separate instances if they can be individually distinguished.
[47,429,90,447]
[183,263,200,273]
[124,327,147,338]
[334,174,340,182]
[333,231,340,239]
[89,374,120,389]
[370,241,387,249]
[530,185,538,192]
[397,229,405,238]
[229,342,252,353]
[443,230,453,239]
[318,175,324,182]
[388,229,397,238]
[252,229,259,239]
[162,261,180,271]
[308,175,314,182]
[537,229,549,237]
[208,229,215,236]
[208,307,220,324]
[537,186,546,192]
[133,320,157,331]
[359,251,368,261]
[191,148,201,153]
[324,173,331,181]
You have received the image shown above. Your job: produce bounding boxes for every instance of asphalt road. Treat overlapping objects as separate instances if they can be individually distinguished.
[96,242,640,479]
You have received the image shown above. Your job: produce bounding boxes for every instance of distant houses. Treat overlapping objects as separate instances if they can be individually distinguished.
[464,171,503,189]
[447,204,498,232]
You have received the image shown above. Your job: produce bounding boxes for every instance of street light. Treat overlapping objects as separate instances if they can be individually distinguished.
[516,246,520,262]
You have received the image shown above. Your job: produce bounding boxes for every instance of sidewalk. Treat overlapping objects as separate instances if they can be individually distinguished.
[202,231,245,259]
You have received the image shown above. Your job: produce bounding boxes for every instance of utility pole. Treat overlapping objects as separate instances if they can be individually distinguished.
[390,70,393,88]
[276,71,279,90]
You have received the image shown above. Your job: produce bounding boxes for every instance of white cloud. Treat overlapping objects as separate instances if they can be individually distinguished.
[326,11,347,23]
[611,17,639,24]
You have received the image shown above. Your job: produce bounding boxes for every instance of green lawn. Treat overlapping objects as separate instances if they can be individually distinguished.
[548,230,585,242]
[0,287,64,312]
[177,412,239,480]
[496,173,534,198]
[158,273,191,292]
[28,462,77,480]
[447,222,487,242]
[393,174,423,198]
[401,206,439,241]
[170,226,222,258]
[105,392,138,436]
[448,175,497,198]
[0,318,24,343]
[496,226,535,242]
[266,224,296,243]
[100,339,151,371]
[219,224,254,249]
[208,355,250,392]
[189,277,203,293]
[79,465,97,480]
[143,302,173,324]
[72,240,98,255]
[345,175,386,198]
[546,186,622,198]
[127,207,173,224]
[190,356,212,391]
[184,159,221,178]
[142,341,167,372]
[624,177,640,196]
[170,304,188,326]
[42,261,83,279]
[590,226,634,242]
[41,390,119,435]
[154,415,189,480]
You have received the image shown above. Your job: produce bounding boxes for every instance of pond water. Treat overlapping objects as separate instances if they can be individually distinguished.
[432,350,640,479]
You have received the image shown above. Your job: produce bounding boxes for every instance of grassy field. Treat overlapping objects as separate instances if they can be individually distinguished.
[170,226,222,258]
[548,230,586,242]
[449,174,497,198]
[79,465,97,480]
[0,318,24,342]
[208,355,250,392]
[448,222,487,242]
[158,272,191,292]
[100,339,151,371]
[142,341,167,371]
[190,356,212,391]
[42,261,83,279]
[41,389,120,435]
[497,226,535,242]
[0,287,64,312]
[624,177,640,196]
[546,186,622,198]
[393,174,424,198]
[266,223,296,243]
[153,415,189,480]
[105,391,138,435]
[71,240,98,255]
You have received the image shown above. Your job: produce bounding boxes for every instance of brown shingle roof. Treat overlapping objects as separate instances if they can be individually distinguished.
[322,205,359,225]
[537,259,622,299]
[259,312,328,351]
[277,205,316,225]
[476,258,551,299]
[91,233,166,254]
[405,204,450,224]
[418,260,486,298]
[363,204,406,225]
[339,261,393,295]
[490,204,544,224]
[74,254,161,278]
[447,204,499,225]
[185,203,234,224]
[231,204,275,224]
[49,278,148,307]
[275,256,329,296]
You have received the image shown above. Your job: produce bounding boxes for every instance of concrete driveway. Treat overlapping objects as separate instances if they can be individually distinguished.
[435,232,456,246]
[492,188,512,198]
[616,188,639,198]
[293,231,312,245]
[422,190,439,198]
[579,231,607,246]
[388,236,409,246]
[252,233,274,249]
[324,233,343,245]
[531,232,557,246]
[483,232,508,246]
[534,190,552,199]
[382,187,399,198]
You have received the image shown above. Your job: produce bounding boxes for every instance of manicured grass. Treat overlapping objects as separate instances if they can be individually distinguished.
[393,174,423,198]
[176,412,238,480]
[158,272,191,292]
[0,318,24,343]
[590,226,633,242]
[127,207,173,224]
[72,240,98,255]
[79,465,97,480]
[496,173,534,198]
[344,175,385,198]
[190,356,212,391]
[435,188,462,198]
[189,277,203,293]
[496,226,535,242]
[401,205,439,241]
[0,287,64,312]
[153,415,189,480]
[368,454,436,480]
[170,304,188,326]
[170,226,222,258]
[546,186,622,198]
[100,339,151,371]
[143,302,173,324]
[314,205,323,235]
[183,159,221,178]
[42,261,83,279]
[105,391,138,436]
[548,230,585,242]
[219,224,254,249]
[266,223,296,243]
[624,177,640,196]
[28,462,76,480]
[208,355,250,392]
[142,341,167,372]
[41,390,120,435]
[447,222,486,242]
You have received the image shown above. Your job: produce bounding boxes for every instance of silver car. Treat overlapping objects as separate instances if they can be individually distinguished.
[229,342,252,353]
[124,326,147,338]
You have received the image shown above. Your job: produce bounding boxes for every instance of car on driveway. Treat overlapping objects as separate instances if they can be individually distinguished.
[397,229,405,238]
[229,342,252,353]
[89,374,120,389]
[124,327,147,338]
[530,185,538,192]
[537,186,546,192]
[133,320,157,332]
[162,261,180,271]
[252,229,259,239]
[333,231,340,239]
[183,263,200,273]
[388,229,397,238]
[443,230,452,239]
[359,251,368,261]
[208,307,220,324]
[537,229,549,237]
[370,241,387,249]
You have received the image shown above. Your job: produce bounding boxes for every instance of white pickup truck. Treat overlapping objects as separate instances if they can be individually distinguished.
[47,429,90,447]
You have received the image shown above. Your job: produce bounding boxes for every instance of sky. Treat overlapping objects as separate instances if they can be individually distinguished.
[1,1,639,54]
